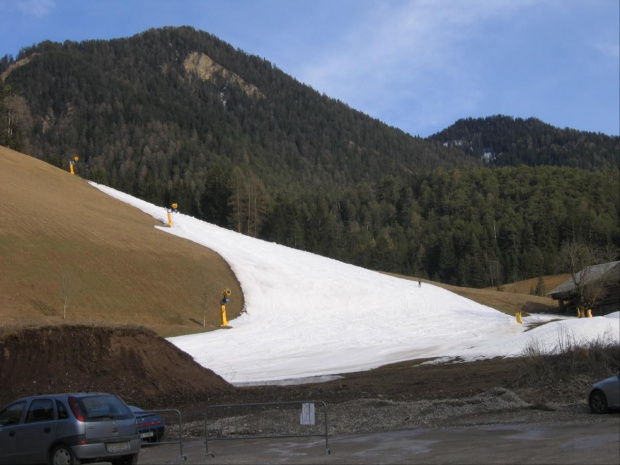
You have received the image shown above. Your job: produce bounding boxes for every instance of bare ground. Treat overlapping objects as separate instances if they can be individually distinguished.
[0,324,230,409]
[0,324,617,435]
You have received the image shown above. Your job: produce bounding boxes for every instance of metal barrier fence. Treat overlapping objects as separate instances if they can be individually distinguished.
[204,400,330,457]
[136,408,186,461]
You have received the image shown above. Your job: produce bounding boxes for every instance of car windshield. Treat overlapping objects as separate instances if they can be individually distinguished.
[76,395,132,421]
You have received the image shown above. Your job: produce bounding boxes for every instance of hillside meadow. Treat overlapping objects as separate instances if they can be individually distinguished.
[0,146,243,337]
[387,273,560,317]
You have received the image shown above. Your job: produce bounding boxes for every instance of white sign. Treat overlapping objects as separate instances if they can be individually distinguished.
[300,403,315,425]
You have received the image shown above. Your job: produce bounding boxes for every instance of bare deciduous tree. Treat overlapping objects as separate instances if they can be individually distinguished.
[60,268,79,320]
[196,269,214,328]
[228,167,269,237]
[558,241,618,311]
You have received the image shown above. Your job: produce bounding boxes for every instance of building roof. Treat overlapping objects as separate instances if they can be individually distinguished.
[548,261,620,297]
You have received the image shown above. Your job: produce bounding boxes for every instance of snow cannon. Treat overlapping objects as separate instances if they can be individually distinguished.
[166,203,179,226]
[220,288,231,327]
[69,156,79,175]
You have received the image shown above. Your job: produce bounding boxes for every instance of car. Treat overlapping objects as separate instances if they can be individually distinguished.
[129,406,165,443]
[588,372,620,414]
[0,392,140,465]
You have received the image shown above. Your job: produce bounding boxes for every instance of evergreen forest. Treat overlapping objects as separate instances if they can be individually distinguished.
[1,26,618,288]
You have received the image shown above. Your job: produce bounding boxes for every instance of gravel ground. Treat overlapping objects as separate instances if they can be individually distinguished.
[171,387,618,440]
[327,388,618,434]
[156,356,620,443]
[328,388,533,434]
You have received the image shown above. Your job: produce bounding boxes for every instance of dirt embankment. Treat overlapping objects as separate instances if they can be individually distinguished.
[0,324,231,408]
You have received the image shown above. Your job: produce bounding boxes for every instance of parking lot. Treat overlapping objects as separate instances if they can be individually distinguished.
[137,418,620,464]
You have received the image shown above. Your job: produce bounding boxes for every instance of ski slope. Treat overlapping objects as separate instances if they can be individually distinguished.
[92,183,620,385]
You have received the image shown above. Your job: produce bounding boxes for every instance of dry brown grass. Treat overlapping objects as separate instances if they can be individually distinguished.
[514,328,619,403]
[0,146,243,337]
[486,274,570,295]
[386,273,560,316]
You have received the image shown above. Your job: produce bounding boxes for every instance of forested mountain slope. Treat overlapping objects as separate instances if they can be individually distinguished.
[0,26,475,199]
[263,166,619,286]
[1,27,618,287]
[431,115,619,170]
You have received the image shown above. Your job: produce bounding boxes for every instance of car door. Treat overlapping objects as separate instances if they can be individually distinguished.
[16,398,57,463]
[0,400,27,465]
[611,374,620,408]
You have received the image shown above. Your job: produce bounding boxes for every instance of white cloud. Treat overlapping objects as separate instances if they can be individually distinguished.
[16,0,56,17]
[300,0,539,93]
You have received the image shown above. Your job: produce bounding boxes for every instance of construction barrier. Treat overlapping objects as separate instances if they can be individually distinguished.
[136,408,186,461]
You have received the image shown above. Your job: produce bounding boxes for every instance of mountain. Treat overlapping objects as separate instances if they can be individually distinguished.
[1,27,618,288]
[0,26,477,198]
[430,115,619,170]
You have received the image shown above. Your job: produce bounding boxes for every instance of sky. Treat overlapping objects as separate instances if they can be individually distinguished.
[1,0,618,138]
[92,182,619,385]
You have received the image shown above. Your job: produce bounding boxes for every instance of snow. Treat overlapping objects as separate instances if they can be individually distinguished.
[91,183,620,385]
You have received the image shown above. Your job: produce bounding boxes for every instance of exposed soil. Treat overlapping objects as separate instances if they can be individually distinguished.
[0,324,231,409]
[206,357,525,406]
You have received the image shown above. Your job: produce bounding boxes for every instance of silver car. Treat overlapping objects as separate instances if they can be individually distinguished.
[0,393,140,465]
[588,372,620,414]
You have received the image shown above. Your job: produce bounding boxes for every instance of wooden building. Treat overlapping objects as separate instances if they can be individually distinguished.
[548,261,620,316]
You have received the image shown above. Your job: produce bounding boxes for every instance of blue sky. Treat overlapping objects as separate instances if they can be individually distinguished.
[1,0,618,137]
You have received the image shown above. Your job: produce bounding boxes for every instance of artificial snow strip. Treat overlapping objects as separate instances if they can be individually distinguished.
[91,182,620,385]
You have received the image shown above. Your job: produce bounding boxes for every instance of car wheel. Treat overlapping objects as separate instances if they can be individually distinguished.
[589,389,609,414]
[50,444,81,465]
[111,453,139,465]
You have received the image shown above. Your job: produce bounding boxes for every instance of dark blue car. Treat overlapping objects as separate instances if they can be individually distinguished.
[129,406,165,443]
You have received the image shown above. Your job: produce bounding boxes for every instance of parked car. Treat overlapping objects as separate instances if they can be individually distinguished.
[588,372,620,414]
[129,406,165,443]
[0,392,140,465]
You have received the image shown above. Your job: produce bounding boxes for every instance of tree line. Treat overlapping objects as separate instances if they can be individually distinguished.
[262,166,619,287]
[87,159,619,288]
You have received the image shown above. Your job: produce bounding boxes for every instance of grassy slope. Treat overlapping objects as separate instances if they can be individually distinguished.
[386,274,561,316]
[0,146,243,337]
[488,275,571,295]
